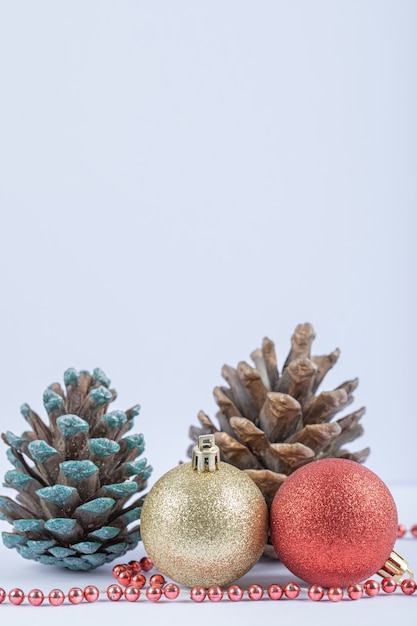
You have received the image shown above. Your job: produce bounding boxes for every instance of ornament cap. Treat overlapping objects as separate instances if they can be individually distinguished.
[192,435,220,473]
[378,550,414,582]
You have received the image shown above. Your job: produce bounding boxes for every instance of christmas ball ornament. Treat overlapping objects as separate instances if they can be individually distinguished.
[188,323,369,508]
[141,435,268,587]
[0,368,152,570]
[270,458,412,587]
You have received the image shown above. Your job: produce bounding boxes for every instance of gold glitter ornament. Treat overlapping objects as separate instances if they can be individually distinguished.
[140,435,268,588]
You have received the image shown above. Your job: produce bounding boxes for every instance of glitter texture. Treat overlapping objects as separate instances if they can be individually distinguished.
[141,461,268,588]
[270,459,398,588]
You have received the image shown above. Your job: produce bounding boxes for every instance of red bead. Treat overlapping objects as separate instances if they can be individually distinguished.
[164,584,180,600]
[347,583,363,600]
[411,524,417,538]
[117,570,132,586]
[284,582,300,599]
[364,579,380,596]
[49,589,65,606]
[328,587,343,602]
[190,586,206,602]
[227,585,243,601]
[84,585,99,602]
[128,560,142,574]
[397,524,406,538]
[0,588,6,603]
[131,573,146,588]
[401,579,417,595]
[140,556,153,571]
[112,564,127,579]
[9,588,25,605]
[267,584,283,600]
[68,587,84,604]
[124,585,140,602]
[107,584,123,601]
[381,577,397,593]
[207,586,223,602]
[308,584,324,601]
[247,584,263,600]
[28,589,44,606]
[146,586,162,602]
[149,574,165,588]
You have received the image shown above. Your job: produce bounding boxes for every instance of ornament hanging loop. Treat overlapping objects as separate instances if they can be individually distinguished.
[192,435,220,473]
[378,550,414,582]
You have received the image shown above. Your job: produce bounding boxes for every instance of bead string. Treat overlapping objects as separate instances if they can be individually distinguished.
[1,525,416,606]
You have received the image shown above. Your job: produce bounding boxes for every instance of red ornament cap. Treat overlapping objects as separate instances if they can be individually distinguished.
[270,459,399,588]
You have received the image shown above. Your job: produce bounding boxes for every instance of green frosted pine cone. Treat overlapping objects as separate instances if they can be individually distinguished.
[0,368,152,570]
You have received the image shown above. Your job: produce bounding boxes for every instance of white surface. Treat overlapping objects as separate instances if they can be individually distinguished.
[0,2,416,624]
[0,485,415,625]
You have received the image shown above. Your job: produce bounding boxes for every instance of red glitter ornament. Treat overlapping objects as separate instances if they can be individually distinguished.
[270,459,398,588]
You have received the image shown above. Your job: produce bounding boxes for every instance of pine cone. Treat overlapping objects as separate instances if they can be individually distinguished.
[0,368,152,570]
[188,323,369,508]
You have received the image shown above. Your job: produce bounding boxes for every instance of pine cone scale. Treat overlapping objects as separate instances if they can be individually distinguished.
[261,337,280,391]
[283,323,316,368]
[214,431,263,470]
[287,422,342,454]
[213,387,242,421]
[221,365,257,420]
[236,361,268,413]
[259,392,302,442]
[229,416,283,474]
[311,349,340,393]
[302,388,351,425]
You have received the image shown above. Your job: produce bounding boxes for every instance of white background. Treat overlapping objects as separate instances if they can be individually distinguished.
[0,2,416,624]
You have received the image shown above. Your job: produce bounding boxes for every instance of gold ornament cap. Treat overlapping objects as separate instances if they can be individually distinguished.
[192,434,220,473]
[378,550,414,582]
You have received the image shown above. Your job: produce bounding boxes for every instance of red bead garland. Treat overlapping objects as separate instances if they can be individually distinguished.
[164,583,180,600]
[284,582,300,599]
[84,585,100,603]
[347,583,363,600]
[267,583,283,600]
[107,584,123,601]
[227,585,244,602]
[49,589,65,606]
[190,586,206,602]
[308,584,324,601]
[68,587,84,604]
[397,524,406,538]
[401,579,417,595]
[9,588,24,605]
[149,574,165,588]
[124,585,140,602]
[28,589,44,606]
[207,585,223,602]
[0,525,415,606]
[247,584,263,600]
[131,573,146,588]
[381,578,397,594]
[146,586,162,602]
[327,587,343,602]
[364,579,380,596]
